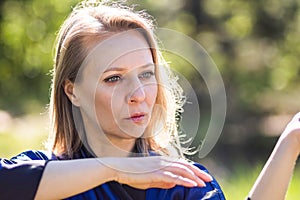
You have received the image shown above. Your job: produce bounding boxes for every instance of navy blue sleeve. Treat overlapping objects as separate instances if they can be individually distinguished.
[0,151,51,200]
[146,163,226,200]
[184,163,226,200]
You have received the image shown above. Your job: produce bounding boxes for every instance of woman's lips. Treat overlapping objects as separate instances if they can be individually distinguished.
[128,113,146,123]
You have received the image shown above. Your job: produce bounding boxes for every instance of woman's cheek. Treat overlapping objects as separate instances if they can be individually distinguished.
[148,85,158,104]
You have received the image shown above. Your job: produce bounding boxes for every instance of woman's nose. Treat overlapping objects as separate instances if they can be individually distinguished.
[127,83,146,104]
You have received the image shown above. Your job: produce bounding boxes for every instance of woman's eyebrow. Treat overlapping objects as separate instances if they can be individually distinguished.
[103,63,155,73]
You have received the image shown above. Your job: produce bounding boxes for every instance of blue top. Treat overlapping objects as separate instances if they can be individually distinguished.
[0,149,226,200]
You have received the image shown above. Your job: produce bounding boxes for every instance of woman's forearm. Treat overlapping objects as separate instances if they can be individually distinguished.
[34,156,213,200]
[35,158,116,200]
[248,135,299,200]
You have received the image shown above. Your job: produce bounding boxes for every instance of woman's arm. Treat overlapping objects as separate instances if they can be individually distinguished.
[35,158,113,200]
[35,156,213,200]
[248,112,300,200]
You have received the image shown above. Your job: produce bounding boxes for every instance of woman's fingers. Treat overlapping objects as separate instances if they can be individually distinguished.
[145,170,199,188]
[162,163,208,187]
[161,171,199,187]
[161,157,213,182]
[172,159,213,182]
[146,157,212,188]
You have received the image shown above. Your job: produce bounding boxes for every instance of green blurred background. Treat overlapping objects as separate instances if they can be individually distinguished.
[0,0,300,199]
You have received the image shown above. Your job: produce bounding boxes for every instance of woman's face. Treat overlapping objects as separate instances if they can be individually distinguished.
[75,31,158,141]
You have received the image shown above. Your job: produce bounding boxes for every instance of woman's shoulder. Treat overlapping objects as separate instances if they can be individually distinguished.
[146,161,226,200]
[192,162,226,199]
[9,150,57,162]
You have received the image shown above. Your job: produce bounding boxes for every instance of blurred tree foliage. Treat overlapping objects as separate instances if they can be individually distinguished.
[1,0,300,164]
[0,0,78,115]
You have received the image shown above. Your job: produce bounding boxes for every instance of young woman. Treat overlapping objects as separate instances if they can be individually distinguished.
[1,1,300,200]
[0,1,224,199]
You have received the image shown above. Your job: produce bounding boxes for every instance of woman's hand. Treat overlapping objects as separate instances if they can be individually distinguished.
[104,156,213,189]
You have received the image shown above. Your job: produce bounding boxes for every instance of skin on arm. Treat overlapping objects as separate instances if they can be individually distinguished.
[248,112,300,200]
[34,156,213,200]
[35,158,115,200]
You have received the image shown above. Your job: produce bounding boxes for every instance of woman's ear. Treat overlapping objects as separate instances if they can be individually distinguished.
[64,79,80,107]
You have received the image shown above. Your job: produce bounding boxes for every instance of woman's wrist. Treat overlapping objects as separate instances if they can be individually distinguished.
[277,133,300,162]
[96,158,120,183]
[279,113,300,156]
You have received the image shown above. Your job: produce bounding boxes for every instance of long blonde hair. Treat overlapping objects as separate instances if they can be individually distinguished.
[48,0,185,158]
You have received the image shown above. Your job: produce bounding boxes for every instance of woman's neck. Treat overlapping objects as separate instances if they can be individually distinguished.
[82,125,136,157]
[89,136,136,157]
[80,114,137,157]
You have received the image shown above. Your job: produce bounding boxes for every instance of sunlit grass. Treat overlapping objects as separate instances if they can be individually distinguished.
[220,163,300,200]
[0,131,47,158]
[219,164,260,199]
[0,113,48,158]
[286,167,300,200]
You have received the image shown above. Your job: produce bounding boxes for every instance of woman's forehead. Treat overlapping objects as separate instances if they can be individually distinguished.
[87,31,153,67]
[79,30,155,78]
[107,48,153,70]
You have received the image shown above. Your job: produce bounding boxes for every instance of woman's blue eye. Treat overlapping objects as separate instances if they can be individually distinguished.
[104,75,121,83]
[139,71,154,79]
